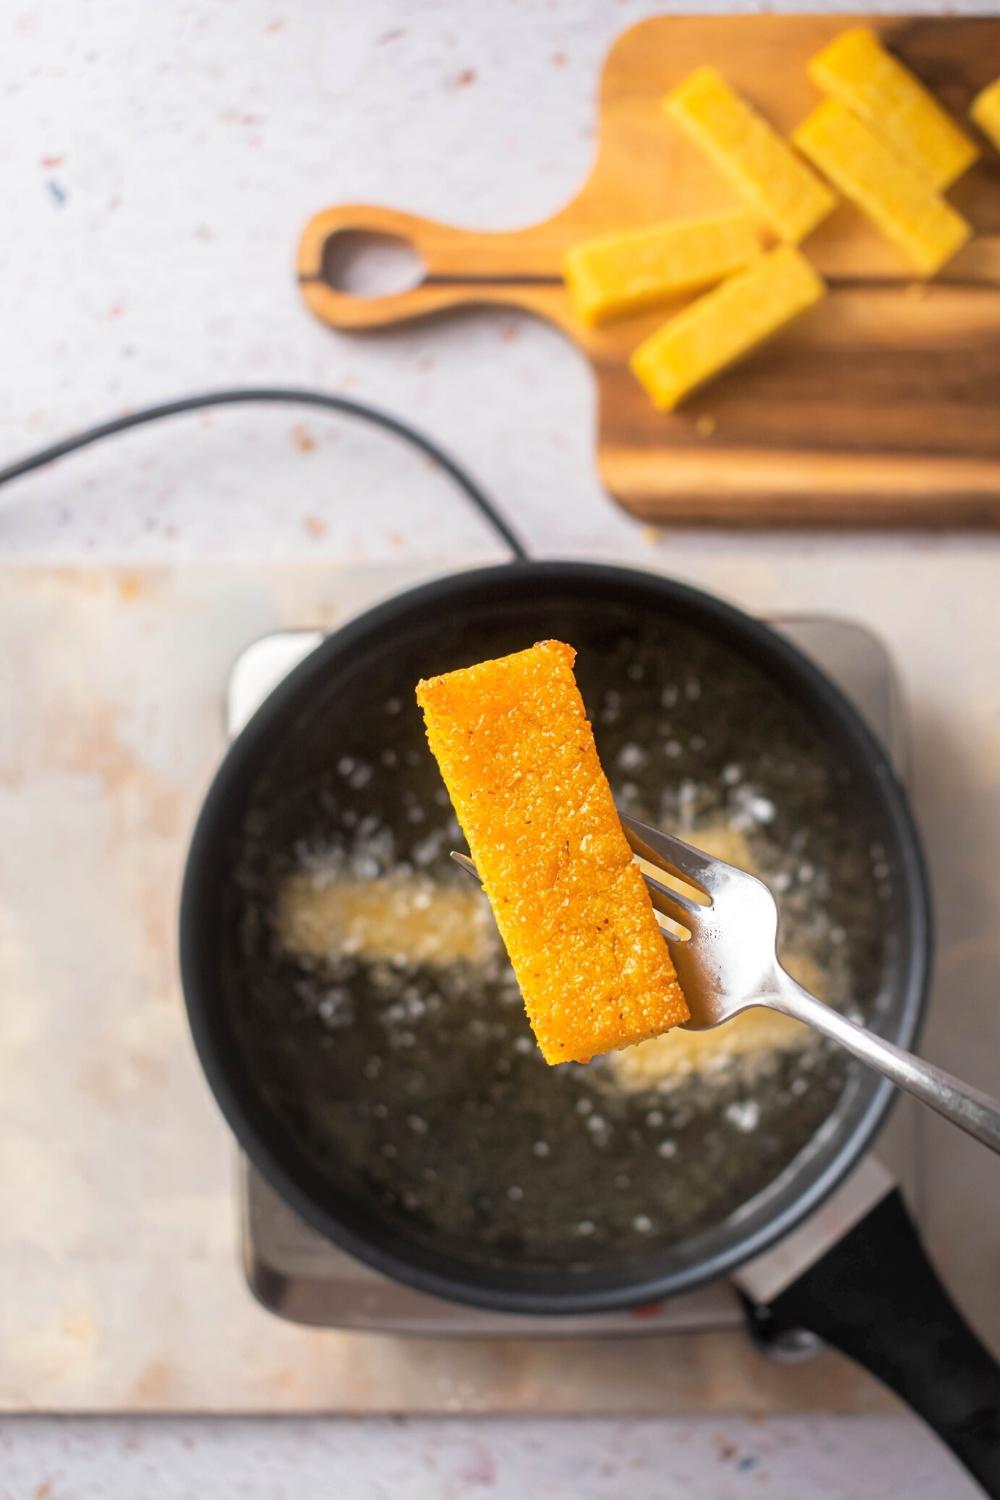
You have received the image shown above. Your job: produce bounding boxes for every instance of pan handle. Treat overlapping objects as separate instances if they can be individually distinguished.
[745,1188,1000,1496]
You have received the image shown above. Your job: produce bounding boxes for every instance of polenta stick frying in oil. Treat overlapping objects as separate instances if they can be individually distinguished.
[416,641,689,1065]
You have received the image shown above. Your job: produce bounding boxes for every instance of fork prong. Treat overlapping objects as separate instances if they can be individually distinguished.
[651,910,685,948]
[619,813,716,895]
[450,850,480,882]
[641,869,701,928]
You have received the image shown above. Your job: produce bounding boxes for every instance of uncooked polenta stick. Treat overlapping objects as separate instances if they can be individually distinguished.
[416,641,689,1065]
[808,27,978,189]
[793,99,971,276]
[664,67,836,244]
[970,78,1000,152]
[563,213,761,326]
[629,245,825,412]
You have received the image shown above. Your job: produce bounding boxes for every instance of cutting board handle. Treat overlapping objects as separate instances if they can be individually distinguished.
[297,203,568,331]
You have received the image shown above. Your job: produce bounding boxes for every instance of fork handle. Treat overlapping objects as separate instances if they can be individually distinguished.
[768,979,1000,1155]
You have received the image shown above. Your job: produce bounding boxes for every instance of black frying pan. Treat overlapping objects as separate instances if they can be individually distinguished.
[180,561,1000,1494]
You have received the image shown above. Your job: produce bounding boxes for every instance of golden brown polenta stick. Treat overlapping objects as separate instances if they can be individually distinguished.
[416,640,689,1064]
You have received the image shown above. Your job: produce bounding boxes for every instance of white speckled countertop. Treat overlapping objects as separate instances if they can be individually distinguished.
[1,0,996,1494]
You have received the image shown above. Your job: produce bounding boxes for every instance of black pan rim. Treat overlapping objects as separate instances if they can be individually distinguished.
[179,559,933,1316]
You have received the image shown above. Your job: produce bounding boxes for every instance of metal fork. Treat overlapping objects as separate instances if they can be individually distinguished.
[452,814,1000,1155]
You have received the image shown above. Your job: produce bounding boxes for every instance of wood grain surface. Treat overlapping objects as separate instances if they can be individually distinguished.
[298,15,1000,527]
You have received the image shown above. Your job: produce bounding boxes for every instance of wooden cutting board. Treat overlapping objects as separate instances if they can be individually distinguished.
[298,15,1000,527]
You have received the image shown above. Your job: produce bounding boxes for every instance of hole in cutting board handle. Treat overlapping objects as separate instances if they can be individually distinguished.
[321,230,426,299]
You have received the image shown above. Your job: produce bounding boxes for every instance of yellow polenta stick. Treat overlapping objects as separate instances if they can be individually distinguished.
[808,27,978,189]
[416,641,689,1065]
[794,98,971,276]
[563,213,761,326]
[664,67,836,243]
[970,78,1000,152]
[629,245,825,411]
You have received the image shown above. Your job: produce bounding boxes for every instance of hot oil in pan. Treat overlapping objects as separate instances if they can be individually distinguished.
[231,607,892,1272]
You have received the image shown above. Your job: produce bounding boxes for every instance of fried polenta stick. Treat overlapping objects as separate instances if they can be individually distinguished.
[416,641,689,1064]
